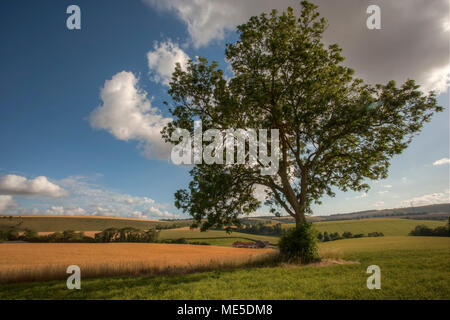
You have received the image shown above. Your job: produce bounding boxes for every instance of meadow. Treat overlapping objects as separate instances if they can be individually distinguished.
[0,236,448,299]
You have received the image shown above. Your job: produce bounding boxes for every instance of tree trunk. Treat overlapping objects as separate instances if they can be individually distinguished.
[294,208,306,228]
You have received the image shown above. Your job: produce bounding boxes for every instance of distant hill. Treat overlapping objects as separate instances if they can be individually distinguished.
[249,203,450,223]
[321,203,450,221]
[0,215,191,232]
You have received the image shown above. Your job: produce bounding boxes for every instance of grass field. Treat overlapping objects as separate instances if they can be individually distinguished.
[0,243,275,283]
[0,236,448,299]
[0,215,184,232]
[301,218,445,236]
[159,228,279,244]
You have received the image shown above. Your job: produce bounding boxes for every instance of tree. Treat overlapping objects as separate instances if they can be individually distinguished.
[163,1,442,230]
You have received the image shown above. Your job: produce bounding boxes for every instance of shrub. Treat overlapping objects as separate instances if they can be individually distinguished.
[342,231,353,238]
[409,224,449,237]
[368,232,384,237]
[278,222,320,264]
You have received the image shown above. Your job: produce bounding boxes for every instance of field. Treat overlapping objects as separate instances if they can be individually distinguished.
[311,218,445,236]
[0,236,448,299]
[0,215,185,232]
[159,228,279,244]
[0,243,275,283]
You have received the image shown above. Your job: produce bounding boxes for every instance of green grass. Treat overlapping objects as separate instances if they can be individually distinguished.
[283,218,446,236]
[159,228,279,244]
[186,237,263,246]
[0,216,180,232]
[1,236,448,299]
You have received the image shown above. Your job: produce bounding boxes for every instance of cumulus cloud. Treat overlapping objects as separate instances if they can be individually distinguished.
[144,0,449,92]
[355,193,367,199]
[374,201,385,208]
[0,175,68,197]
[89,71,173,160]
[147,206,179,218]
[147,40,190,86]
[433,158,450,166]
[0,195,17,212]
[399,190,450,207]
[6,175,179,218]
[43,206,87,216]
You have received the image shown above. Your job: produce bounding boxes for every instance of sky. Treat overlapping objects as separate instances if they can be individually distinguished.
[0,0,449,219]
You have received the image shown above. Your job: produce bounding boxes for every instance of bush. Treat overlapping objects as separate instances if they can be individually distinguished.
[409,224,449,237]
[368,232,384,237]
[278,222,320,264]
[342,231,353,238]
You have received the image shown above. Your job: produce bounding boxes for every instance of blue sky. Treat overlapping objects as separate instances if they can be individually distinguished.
[0,0,448,218]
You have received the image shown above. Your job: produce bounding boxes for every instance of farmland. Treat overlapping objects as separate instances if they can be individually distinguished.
[0,243,276,283]
[306,218,445,236]
[0,236,448,299]
[0,215,188,232]
[159,228,279,244]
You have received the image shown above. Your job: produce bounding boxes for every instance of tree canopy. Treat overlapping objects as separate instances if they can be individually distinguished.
[162,1,442,229]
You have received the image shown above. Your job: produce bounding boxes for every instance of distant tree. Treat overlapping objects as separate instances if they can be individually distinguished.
[317,232,323,241]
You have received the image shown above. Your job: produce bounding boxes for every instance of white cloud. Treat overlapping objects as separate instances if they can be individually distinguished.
[378,191,388,195]
[147,206,179,218]
[433,158,450,166]
[144,0,449,93]
[7,175,178,219]
[0,195,17,212]
[43,206,87,216]
[0,175,68,197]
[374,201,385,208]
[89,71,173,160]
[147,40,190,86]
[355,193,367,199]
[384,185,392,188]
[399,190,450,207]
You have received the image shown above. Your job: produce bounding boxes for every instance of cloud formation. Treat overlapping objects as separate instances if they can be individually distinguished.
[0,175,69,197]
[90,71,173,160]
[147,40,190,86]
[5,175,180,219]
[433,158,450,166]
[399,190,450,207]
[0,195,17,212]
[144,0,449,92]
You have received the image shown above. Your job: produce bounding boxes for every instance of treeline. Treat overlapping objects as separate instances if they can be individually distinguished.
[317,231,384,242]
[409,223,449,237]
[0,227,159,243]
[235,222,283,236]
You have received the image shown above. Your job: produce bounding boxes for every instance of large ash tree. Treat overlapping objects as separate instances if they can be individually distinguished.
[162,1,442,230]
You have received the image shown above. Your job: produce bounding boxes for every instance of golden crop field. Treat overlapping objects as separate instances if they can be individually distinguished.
[0,243,276,283]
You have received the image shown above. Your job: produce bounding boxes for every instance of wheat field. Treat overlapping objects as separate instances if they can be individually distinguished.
[0,243,276,283]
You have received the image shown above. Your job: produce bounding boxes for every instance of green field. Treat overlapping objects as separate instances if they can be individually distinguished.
[295,218,446,236]
[159,228,279,244]
[0,216,183,232]
[1,236,448,299]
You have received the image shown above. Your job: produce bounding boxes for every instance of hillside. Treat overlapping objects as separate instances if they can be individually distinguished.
[0,215,190,232]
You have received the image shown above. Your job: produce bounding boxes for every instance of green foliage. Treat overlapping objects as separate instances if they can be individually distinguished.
[164,0,442,229]
[368,232,384,237]
[278,222,319,263]
[409,224,449,237]
[95,227,159,243]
